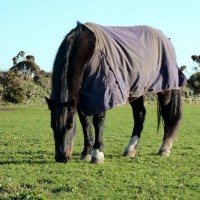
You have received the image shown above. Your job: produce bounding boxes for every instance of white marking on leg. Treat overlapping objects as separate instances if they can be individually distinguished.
[161,140,172,149]
[124,136,140,157]
[158,140,172,156]
[91,149,104,164]
[127,136,140,151]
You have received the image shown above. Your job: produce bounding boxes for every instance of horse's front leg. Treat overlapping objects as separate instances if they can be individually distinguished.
[77,107,94,161]
[91,112,106,164]
[123,96,146,157]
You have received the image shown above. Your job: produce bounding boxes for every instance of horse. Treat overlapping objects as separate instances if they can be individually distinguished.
[46,22,186,164]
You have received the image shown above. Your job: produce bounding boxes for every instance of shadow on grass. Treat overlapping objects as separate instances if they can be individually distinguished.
[1,151,161,165]
[0,150,55,165]
[0,159,53,165]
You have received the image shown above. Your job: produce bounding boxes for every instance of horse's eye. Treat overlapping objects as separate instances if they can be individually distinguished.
[66,118,73,130]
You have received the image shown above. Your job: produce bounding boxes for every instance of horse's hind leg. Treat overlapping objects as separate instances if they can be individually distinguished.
[77,107,94,161]
[123,96,146,157]
[158,90,182,156]
[91,112,106,164]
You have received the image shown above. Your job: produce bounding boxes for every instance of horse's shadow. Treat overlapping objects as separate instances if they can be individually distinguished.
[0,151,163,165]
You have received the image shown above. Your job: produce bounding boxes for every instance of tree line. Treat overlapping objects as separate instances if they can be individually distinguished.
[0,51,200,104]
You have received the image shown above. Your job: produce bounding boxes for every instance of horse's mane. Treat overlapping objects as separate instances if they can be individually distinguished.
[51,22,84,103]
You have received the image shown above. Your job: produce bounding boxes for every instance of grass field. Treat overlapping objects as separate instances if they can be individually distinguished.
[0,103,199,199]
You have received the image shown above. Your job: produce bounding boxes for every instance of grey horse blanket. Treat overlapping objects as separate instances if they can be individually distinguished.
[79,22,186,115]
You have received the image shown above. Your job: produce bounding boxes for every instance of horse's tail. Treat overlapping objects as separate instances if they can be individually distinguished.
[157,90,182,133]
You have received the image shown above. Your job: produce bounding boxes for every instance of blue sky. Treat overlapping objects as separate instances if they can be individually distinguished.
[1,0,200,77]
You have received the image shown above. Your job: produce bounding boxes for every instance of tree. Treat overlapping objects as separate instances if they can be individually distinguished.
[187,55,200,94]
[10,51,40,77]
[180,65,187,71]
[191,55,200,71]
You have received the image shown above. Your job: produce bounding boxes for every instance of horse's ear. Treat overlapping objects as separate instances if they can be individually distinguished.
[45,97,55,110]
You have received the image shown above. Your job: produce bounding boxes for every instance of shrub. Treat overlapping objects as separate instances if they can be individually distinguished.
[0,70,26,103]
[187,72,200,94]
[0,70,51,104]
[33,70,51,92]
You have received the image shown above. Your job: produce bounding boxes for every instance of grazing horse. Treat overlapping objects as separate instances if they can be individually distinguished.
[46,22,186,164]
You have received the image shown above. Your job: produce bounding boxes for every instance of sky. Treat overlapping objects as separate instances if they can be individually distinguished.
[1,0,200,78]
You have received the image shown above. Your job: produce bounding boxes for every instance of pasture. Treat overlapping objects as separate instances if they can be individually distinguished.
[0,103,199,199]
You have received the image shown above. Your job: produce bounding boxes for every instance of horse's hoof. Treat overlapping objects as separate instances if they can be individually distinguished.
[91,157,104,164]
[123,136,139,158]
[123,150,137,158]
[91,149,104,164]
[158,149,171,156]
[80,154,91,161]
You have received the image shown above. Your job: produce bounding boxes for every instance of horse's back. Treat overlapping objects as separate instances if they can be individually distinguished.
[79,23,186,115]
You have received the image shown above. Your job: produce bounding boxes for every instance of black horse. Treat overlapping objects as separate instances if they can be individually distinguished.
[46,22,186,164]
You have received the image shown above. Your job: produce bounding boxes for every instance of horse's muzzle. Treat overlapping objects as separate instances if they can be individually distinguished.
[55,148,72,163]
[55,155,70,163]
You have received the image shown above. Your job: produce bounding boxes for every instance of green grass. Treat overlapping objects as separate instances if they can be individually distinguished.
[0,104,199,199]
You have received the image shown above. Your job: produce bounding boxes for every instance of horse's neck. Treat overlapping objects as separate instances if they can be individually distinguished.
[67,29,96,104]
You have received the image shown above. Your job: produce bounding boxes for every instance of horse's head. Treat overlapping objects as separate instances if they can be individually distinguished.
[46,97,76,163]
[46,22,95,163]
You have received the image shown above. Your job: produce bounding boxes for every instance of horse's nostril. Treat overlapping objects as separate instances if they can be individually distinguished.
[63,157,69,163]
[55,155,70,163]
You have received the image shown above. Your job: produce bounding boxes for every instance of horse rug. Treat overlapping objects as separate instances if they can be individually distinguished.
[78,22,186,115]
